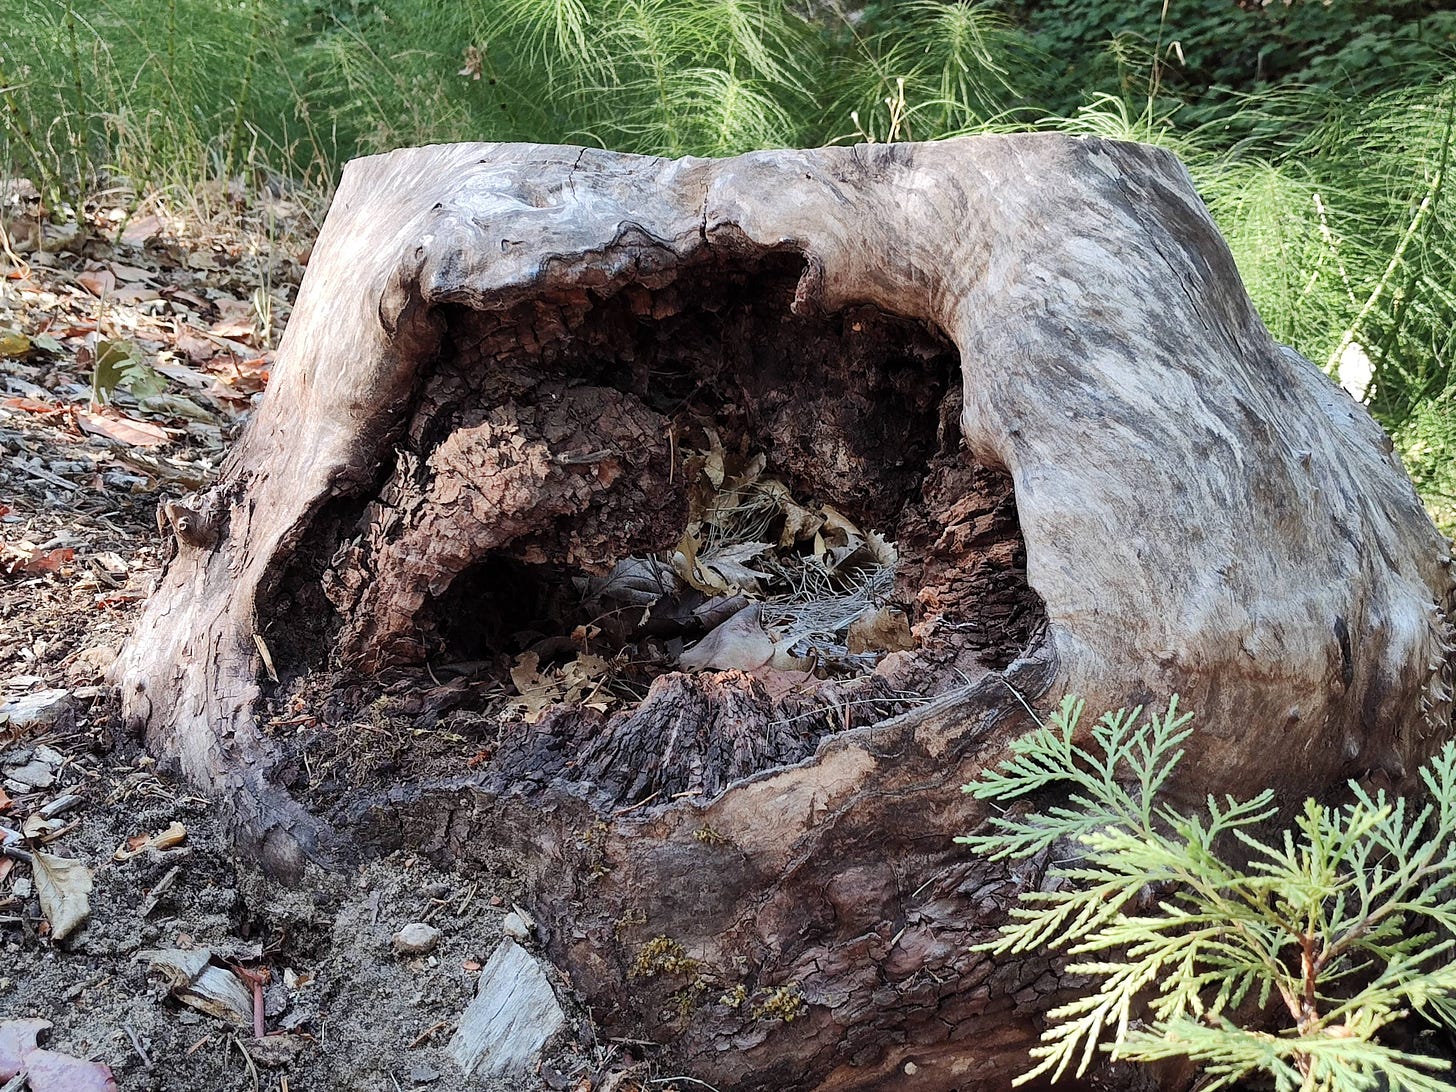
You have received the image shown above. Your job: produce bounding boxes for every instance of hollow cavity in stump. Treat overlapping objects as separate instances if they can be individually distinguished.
[262,250,1043,811]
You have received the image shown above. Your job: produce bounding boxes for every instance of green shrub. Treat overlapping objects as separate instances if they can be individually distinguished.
[961,695,1456,1090]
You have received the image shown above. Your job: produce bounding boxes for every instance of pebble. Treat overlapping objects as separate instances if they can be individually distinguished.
[392,922,441,956]
[5,760,54,790]
[501,911,533,943]
[0,688,71,728]
[247,1034,304,1069]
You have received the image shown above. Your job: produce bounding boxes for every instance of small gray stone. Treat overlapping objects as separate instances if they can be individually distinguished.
[5,759,54,789]
[0,689,71,729]
[409,1063,441,1084]
[392,922,442,956]
[501,911,533,943]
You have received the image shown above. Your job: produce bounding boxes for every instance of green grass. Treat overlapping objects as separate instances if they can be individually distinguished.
[1,0,1452,532]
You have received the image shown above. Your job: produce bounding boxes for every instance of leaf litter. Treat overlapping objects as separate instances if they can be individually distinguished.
[509,424,913,716]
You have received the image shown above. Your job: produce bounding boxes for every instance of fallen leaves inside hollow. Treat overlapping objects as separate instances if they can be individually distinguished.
[505,425,911,719]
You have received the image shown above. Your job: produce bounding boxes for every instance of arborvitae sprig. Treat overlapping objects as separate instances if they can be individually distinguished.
[961,695,1456,1090]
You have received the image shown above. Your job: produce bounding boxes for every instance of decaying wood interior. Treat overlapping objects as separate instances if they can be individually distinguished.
[260,248,1044,816]
[114,135,1456,1091]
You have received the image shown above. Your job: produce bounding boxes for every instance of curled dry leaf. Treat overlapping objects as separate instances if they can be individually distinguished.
[696,541,775,594]
[1,544,74,576]
[678,602,778,673]
[21,813,62,840]
[75,269,116,298]
[1,396,62,415]
[31,851,92,941]
[114,820,187,861]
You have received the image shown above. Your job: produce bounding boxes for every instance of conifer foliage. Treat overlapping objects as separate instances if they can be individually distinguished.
[961,696,1456,1090]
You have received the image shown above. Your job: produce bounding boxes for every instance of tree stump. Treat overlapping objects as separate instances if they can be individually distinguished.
[114,135,1455,1091]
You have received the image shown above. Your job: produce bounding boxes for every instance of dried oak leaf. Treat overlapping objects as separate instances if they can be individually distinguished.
[32,850,93,941]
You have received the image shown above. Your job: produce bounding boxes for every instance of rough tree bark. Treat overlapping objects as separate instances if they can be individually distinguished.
[114,135,1455,1091]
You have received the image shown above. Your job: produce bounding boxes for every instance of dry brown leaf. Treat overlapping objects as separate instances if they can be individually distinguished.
[578,558,676,607]
[1,544,75,577]
[559,654,614,711]
[2,396,63,415]
[75,269,115,297]
[109,262,154,282]
[700,428,726,489]
[154,360,213,389]
[209,318,257,343]
[0,1018,51,1080]
[679,603,777,672]
[818,505,862,549]
[120,214,163,245]
[755,479,823,546]
[846,606,916,655]
[111,283,159,306]
[509,652,561,724]
[21,814,58,840]
[32,851,92,941]
[77,409,169,447]
[699,541,774,593]
[114,820,187,861]
[22,1048,120,1092]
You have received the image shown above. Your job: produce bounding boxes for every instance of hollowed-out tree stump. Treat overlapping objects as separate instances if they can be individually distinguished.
[114,135,1455,1091]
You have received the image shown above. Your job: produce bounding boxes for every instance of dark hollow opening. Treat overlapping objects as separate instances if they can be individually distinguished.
[268,247,1045,808]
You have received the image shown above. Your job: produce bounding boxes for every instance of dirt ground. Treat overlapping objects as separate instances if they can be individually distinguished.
[0,195,620,1092]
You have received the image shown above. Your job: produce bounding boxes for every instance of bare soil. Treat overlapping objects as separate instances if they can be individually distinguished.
[0,200,620,1092]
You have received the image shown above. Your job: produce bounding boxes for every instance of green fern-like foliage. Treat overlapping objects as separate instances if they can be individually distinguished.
[960,696,1456,1090]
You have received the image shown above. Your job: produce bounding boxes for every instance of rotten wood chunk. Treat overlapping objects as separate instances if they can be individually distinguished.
[326,383,685,673]
[448,939,567,1081]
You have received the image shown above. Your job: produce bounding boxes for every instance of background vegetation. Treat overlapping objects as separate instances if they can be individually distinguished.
[2,0,1453,528]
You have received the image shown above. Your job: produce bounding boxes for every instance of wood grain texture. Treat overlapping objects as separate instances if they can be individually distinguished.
[448,939,566,1080]
[114,134,1455,1090]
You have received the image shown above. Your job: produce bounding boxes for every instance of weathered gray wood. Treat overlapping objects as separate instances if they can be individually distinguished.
[113,135,1456,1091]
[448,939,566,1081]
